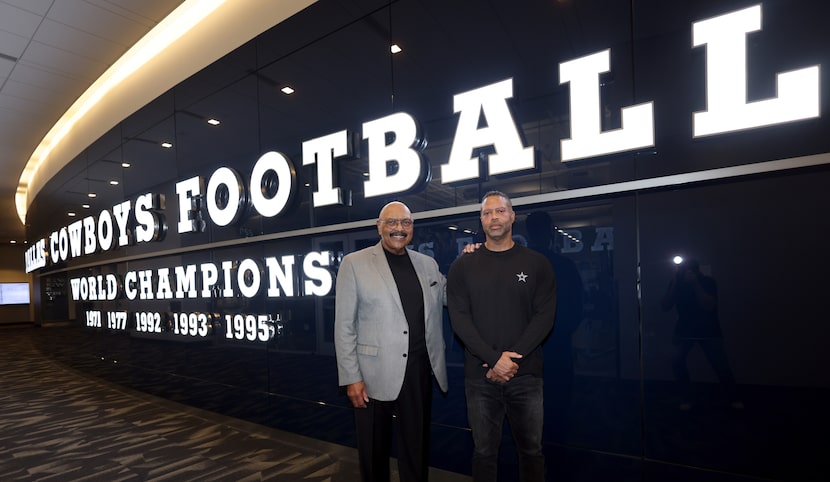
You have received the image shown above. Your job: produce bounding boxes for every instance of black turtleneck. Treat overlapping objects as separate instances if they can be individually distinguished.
[384,249,426,356]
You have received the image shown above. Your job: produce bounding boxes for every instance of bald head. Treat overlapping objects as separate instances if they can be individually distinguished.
[378,201,411,220]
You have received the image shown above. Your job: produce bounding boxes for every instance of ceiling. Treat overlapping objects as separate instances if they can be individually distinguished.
[0,0,186,245]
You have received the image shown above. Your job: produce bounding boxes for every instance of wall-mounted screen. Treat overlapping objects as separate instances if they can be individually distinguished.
[0,283,30,305]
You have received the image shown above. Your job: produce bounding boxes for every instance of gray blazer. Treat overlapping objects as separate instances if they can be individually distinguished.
[334,242,448,401]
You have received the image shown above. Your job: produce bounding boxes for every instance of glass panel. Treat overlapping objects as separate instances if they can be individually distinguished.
[639,169,830,480]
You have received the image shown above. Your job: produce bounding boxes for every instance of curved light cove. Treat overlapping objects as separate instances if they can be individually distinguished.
[15,0,316,225]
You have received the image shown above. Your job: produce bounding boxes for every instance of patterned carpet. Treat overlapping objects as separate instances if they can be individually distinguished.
[0,325,466,481]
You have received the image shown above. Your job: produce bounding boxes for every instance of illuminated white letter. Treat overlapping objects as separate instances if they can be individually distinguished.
[156,268,173,299]
[98,210,114,251]
[265,255,295,297]
[559,50,654,162]
[137,270,154,300]
[206,167,246,227]
[67,220,83,258]
[442,78,534,183]
[58,227,69,262]
[175,265,197,298]
[237,258,261,298]
[250,151,295,217]
[200,263,218,298]
[88,276,98,301]
[303,251,332,296]
[49,231,60,263]
[363,113,425,197]
[175,176,204,233]
[124,271,137,300]
[135,194,165,243]
[79,278,90,300]
[302,130,351,207]
[112,200,132,247]
[83,216,97,255]
[220,260,234,297]
[69,278,83,301]
[105,274,118,301]
[693,5,819,137]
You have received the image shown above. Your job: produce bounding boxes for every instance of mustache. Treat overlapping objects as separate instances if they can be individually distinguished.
[389,231,408,237]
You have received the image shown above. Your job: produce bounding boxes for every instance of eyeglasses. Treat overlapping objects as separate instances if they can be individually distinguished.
[381,218,413,228]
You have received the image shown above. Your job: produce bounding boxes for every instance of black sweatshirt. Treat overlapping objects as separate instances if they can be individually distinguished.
[447,243,557,379]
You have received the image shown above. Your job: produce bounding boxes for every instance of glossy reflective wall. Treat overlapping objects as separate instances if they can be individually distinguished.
[27,1,830,480]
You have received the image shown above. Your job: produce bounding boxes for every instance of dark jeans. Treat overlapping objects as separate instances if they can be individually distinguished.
[465,375,545,482]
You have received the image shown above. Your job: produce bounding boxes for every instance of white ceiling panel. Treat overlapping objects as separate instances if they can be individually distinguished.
[0,0,54,16]
[2,76,66,105]
[0,2,42,37]
[0,59,13,80]
[0,91,45,113]
[5,63,75,92]
[46,0,159,45]
[35,18,126,61]
[19,42,107,83]
[0,117,29,141]
[86,0,178,23]
[0,114,31,135]
[0,30,28,59]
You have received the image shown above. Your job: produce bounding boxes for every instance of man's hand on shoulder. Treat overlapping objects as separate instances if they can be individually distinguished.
[461,242,482,254]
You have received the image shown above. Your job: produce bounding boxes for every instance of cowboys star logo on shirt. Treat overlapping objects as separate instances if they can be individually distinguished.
[516,272,528,282]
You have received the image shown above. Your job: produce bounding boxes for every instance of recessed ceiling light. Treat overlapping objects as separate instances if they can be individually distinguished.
[280,86,295,95]
[82,204,90,209]
[390,44,402,54]
[68,212,77,217]
[121,162,131,168]
[88,193,97,198]
[109,180,119,185]
[207,118,220,126]
[161,141,173,148]
[10,240,16,244]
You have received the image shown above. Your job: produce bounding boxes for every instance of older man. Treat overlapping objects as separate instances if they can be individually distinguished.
[335,201,448,482]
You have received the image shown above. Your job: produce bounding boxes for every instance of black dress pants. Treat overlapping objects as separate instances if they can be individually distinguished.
[354,350,432,482]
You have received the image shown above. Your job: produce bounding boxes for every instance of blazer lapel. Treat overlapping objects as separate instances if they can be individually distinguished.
[371,242,404,314]
[410,252,432,313]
